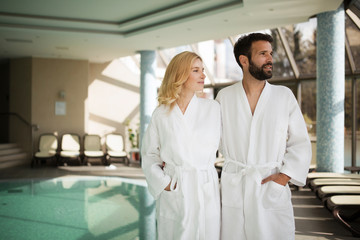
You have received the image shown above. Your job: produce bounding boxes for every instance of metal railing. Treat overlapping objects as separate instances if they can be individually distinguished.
[0,112,38,161]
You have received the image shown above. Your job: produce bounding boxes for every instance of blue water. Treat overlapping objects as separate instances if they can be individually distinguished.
[0,177,155,240]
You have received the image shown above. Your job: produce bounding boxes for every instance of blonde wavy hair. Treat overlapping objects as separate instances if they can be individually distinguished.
[158,51,202,110]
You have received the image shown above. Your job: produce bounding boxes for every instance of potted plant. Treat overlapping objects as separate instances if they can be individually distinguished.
[125,120,140,161]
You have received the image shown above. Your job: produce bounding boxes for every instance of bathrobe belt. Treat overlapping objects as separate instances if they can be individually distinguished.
[224,159,282,186]
[165,164,216,240]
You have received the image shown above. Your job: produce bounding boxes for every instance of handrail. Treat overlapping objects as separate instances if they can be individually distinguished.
[0,112,39,165]
[0,112,39,130]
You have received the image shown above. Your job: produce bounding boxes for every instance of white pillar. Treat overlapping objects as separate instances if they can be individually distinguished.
[139,50,157,148]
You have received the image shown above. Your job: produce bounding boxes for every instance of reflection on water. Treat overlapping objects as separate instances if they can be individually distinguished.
[0,177,155,240]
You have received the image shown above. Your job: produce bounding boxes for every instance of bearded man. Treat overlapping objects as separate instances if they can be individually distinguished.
[216,33,311,240]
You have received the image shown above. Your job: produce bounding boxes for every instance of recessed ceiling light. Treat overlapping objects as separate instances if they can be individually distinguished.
[55,46,69,50]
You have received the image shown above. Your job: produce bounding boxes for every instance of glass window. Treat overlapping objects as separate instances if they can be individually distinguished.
[282,19,317,77]
[224,38,243,81]
[214,38,242,83]
[344,77,360,167]
[345,77,360,133]
[301,80,317,138]
[159,46,192,65]
[345,50,352,74]
[346,14,360,73]
[269,29,294,79]
[358,78,360,133]
[345,78,352,132]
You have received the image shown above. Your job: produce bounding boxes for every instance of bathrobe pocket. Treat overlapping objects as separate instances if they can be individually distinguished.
[262,181,291,210]
[203,180,219,216]
[159,189,182,221]
[221,171,243,208]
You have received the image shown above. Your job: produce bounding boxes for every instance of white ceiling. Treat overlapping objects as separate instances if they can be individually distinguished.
[0,0,343,63]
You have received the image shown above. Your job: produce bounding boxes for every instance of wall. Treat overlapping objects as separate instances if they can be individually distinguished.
[9,58,32,160]
[32,58,88,151]
[0,60,10,143]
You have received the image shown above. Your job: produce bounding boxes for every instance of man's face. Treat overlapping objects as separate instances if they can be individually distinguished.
[248,40,273,80]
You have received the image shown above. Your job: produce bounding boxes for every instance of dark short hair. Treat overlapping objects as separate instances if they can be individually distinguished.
[233,33,273,69]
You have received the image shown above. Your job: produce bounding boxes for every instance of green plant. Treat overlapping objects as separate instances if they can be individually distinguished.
[125,120,139,149]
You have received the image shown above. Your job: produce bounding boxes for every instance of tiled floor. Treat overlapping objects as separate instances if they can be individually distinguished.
[0,163,359,240]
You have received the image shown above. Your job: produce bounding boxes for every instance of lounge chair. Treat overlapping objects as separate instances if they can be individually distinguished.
[309,178,360,191]
[316,186,360,203]
[326,195,360,237]
[31,133,58,167]
[105,133,128,164]
[306,172,360,186]
[83,134,106,165]
[59,133,81,165]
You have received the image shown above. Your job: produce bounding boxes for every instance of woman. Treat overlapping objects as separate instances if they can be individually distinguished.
[141,51,221,240]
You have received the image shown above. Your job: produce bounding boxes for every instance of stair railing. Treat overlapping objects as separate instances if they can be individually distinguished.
[0,112,39,163]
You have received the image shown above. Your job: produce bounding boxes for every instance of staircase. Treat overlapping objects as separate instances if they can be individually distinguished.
[0,143,27,169]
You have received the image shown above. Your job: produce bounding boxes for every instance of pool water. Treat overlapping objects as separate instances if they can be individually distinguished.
[0,177,155,240]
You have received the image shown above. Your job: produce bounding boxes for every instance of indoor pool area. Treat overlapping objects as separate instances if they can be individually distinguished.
[0,165,359,240]
[0,174,154,240]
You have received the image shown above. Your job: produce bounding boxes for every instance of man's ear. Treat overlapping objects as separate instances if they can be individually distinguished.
[239,55,248,67]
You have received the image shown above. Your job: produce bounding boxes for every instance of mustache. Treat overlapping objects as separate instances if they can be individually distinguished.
[262,63,273,67]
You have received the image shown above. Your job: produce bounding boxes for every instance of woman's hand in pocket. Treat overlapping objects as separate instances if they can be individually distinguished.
[164,181,177,191]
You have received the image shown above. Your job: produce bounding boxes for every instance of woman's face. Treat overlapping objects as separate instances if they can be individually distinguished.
[183,58,205,93]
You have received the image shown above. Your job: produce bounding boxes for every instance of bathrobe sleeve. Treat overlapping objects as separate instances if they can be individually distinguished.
[280,91,312,186]
[216,97,224,156]
[141,110,171,200]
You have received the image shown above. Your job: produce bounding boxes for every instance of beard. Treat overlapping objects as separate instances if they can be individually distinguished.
[248,59,272,80]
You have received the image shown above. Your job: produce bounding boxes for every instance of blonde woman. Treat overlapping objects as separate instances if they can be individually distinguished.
[141,51,221,240]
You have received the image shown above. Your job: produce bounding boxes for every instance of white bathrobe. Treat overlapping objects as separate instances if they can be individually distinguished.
[141,95,221,240]
[216,81,311,240]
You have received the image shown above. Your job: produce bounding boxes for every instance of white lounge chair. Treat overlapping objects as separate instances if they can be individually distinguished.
[306,172,360,186]
[309,178,360,191]
[59,133,81,165]
[83,134,106,165]
[326,195,360,237]
[105,133,128,164]
[316,186,360,203]
[32,133,58,167]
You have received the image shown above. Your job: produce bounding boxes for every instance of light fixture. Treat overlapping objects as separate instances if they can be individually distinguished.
[59,90,66,99]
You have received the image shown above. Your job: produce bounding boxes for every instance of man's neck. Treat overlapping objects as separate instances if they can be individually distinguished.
[242,75,266,96]
[242,75,266,115]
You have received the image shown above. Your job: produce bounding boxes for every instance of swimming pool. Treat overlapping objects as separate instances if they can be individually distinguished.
[0,177,156,240]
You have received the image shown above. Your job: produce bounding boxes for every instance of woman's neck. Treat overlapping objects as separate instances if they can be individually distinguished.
[177,90,195,114]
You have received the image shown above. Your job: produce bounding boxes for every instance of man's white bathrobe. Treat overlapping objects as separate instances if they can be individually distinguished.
[216,81,311,240]
[141,95,221,240]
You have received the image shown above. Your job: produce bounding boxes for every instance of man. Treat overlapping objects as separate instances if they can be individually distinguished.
[216,33,311,240]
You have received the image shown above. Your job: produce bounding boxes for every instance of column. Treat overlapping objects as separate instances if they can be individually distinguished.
[139,50,157,239]
[316,4,345,172]
[138,185,156,240]
[139,50,157,148]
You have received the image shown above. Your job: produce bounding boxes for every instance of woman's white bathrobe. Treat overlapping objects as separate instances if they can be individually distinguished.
[216,81,311,240]
[141,95,221,240]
